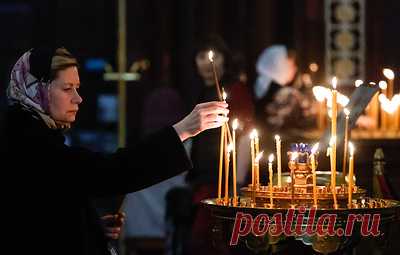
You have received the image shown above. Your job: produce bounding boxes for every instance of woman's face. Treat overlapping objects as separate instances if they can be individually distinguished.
[283,57,298,85]
[195,49,224,86]
[48,66,82,123]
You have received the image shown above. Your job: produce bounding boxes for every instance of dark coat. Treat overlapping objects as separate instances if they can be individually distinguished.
[4,105,192,255]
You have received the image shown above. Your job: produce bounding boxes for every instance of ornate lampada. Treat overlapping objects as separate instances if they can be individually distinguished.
[202,143,400,254]
[202,77,400,254]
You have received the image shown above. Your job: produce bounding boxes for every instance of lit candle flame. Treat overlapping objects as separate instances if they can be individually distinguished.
[312,86,327,102]
[253,129,258,138]
[208,51,214,62]
[232,119,239,130]
[268,153,275,163]
[255,151,264,163]
[349,142,355,156]
[354,79,363,87]
[379,80,388,90]
[379,94,398,114]
[227,143,234,153]
[329,136,336,147]
[222,91,227,101]
[332,77,338,89]
[393,94,400,105]
[337,94,350,107]
[344,108,350,117]
[311,143,319,155]
[383,68,395,80]
[274,134,280,142]
[249,129,258,139]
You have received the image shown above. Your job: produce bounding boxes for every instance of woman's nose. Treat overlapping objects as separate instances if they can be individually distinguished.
[72,90,83,104]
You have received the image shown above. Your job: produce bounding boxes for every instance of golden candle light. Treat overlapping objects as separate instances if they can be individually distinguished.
[311,143,319,207]
[348,142,355,208]
[342,108,350,176]
[289,152,298,202]
[268,154,275,208]
[222,89,227,101]
[337,94,350,108]
[354,79,363,87]
[208,50,222,100]
[312,86,328,131]
[383,68,395,98]
[225,143,234,204]
[249,130,256,187]
[331,77,338,208]
[218,124,225,200]
[329,136,338,208]
[393,94,400,131]
[275,135,282,187]
[232,119,239,204]
[331,77,338,137]
[254,130,260,186]
[379,80,389,130]
[255,151,263,189]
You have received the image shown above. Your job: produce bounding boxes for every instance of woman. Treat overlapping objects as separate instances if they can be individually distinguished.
[254,44,301,131]
[4,47,229,255]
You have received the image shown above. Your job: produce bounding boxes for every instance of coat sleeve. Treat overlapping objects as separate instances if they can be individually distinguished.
[55,126,192,196]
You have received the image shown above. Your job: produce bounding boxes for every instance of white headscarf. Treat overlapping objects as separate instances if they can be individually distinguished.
[7,49,69,129]
[254,45,289,99]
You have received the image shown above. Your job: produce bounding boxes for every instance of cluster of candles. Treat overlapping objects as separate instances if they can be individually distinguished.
[210,51,357,208]
[313,68,400,132]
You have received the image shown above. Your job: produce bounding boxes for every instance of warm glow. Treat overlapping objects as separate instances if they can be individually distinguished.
[354,79,363,87]
[227,143,234,153]
[312,86,327,102]
[337,94,350,107]
[379,94,399,114]
[332,77,338,89]
[253,129,258,138]
[208,51,214,62]
[274,135,281,142]
[232,119,239,130]
[383,68,395,80]
[249,129,257,139]
[379,80,388,90]
[222,89,227,101]
[393,94,400,105]
[344,108,350,117]
[290,152,298,161]
[255,151,264,162]
[268,154,275,163]
[311,143,319,155]
[309,63,319,72]
[348,142,355,156]
[329,136,336,147]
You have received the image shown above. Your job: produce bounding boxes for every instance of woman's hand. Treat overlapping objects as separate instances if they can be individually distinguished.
[173,101,229,141]
[101,212,126,240]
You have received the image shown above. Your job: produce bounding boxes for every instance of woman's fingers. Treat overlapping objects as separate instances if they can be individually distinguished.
[203,114,229,123]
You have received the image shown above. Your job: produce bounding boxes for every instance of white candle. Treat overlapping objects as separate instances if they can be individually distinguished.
[348,142,355,208]
[268,154,275,208]
[232,119,239,204]
[311,143,319,207]
[275,135,282,187]
[342,108,350,176]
